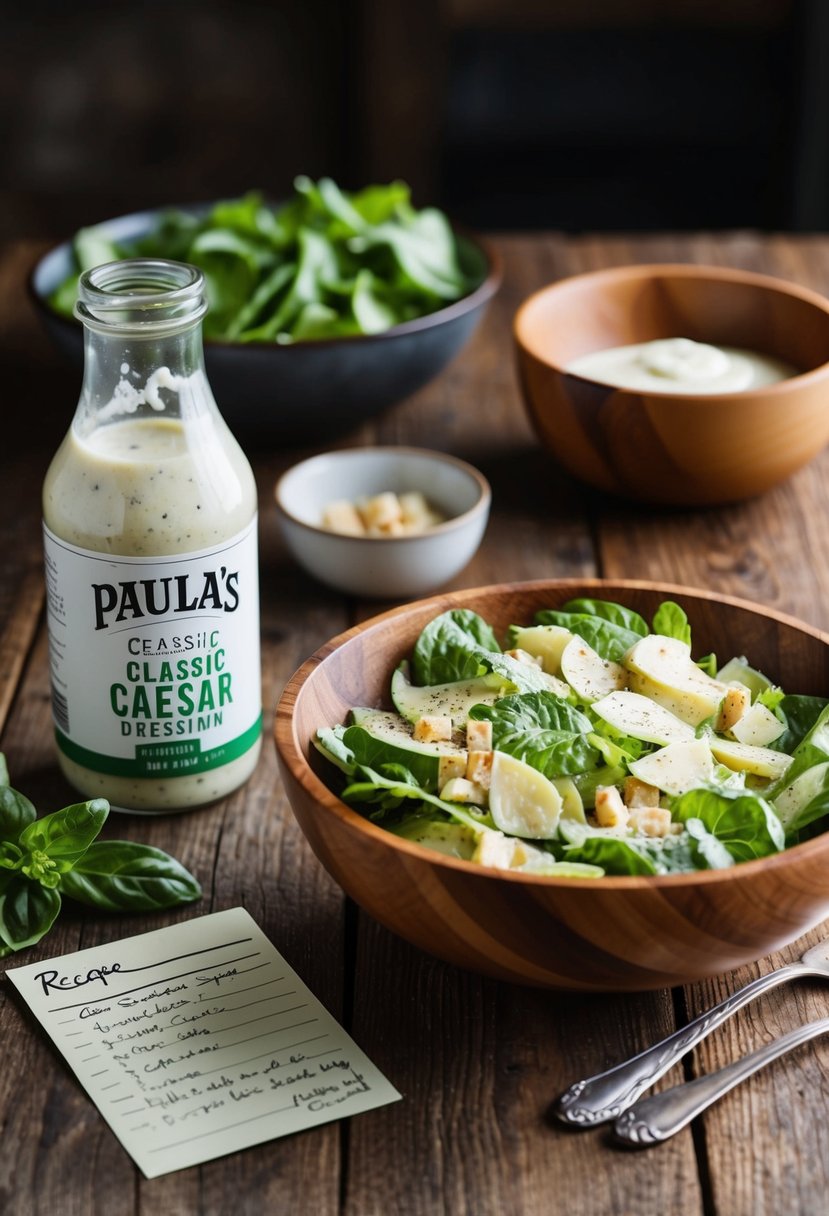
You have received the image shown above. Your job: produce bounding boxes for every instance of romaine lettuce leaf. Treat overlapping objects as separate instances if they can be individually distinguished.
[563,598,649,638]
[768,695,829,755]
[651,601,692,646]
[671,787,784,862]
[788,793,829,840]
[791,700,829,756]
[313,726,356,775]
[571,764,627,807]
[556,816,733,875]
[341,763,494,832]
[533,609,642,663]
[770,744,829,835]
[341,723,449,793]
[469,692,599,778]
[559,832,661,875]
[411,609,501,685]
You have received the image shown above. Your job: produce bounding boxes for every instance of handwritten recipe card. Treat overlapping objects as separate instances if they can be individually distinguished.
[7,908,401,1177]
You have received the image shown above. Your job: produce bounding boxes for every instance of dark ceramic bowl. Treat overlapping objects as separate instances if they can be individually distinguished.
[29,205,501,444]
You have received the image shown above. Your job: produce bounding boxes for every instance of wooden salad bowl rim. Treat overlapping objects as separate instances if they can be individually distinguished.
[274,577,829,889]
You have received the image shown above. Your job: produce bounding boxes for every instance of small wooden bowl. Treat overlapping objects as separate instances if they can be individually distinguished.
[274,580,829,992]
[514,265,829,505]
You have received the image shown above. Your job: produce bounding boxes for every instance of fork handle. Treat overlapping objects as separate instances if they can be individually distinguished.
[554,962,807,1126]
[613,1015,829,1146]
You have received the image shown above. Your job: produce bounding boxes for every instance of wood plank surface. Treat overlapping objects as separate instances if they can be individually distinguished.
[1,234,829,1215]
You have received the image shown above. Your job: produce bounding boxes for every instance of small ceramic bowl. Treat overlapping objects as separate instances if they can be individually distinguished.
[274,446,491,598]
[274,578,829,992]
[29,204,501,445]
[514,264,829,505]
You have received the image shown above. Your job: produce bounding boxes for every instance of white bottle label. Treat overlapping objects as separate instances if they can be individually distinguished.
[43,518,261,780]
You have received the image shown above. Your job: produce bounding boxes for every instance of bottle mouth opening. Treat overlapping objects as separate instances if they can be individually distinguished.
[75,258,208,333]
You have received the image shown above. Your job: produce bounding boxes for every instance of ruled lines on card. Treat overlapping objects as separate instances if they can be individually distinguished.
[6,907,401,1178]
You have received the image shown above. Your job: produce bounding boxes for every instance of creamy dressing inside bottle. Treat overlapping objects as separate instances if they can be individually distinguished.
[43,261,262,812]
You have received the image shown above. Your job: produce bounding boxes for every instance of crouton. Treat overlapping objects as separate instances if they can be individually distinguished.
[413,715,453,743]
[716,686,751,733]
[629,807,674,838]
[466,719,493,752]
[594,785,629,829]
[438,753,468,786]
[439,777,488,805]
[466,749,493,789]
[623,776,661,809]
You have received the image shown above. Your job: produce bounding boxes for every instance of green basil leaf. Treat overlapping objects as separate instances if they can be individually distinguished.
[19,799,108,872]
[0,753,8,788]
[0,783,37,843]
[59,841,201,912]
[226,260,295,339]
[0,872,61,950]
[0,841,22,869]
[350,180,411,225]
[351,268,398,334]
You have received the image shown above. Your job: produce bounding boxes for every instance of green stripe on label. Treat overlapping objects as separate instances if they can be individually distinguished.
[55,714,263,778]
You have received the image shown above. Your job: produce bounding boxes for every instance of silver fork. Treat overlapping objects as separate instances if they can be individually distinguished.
[613,1016,829,1146]
[554,937,829,1126]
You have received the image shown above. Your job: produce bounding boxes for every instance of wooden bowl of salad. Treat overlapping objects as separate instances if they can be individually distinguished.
[29,179,501,444]
[514,264,829,505]
[274,579,829,991]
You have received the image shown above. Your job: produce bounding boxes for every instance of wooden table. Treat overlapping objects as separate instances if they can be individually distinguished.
[2,234,829,1216]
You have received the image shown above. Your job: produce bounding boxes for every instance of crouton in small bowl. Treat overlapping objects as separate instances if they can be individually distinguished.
[514,264,829,505]
[274,446,490,598]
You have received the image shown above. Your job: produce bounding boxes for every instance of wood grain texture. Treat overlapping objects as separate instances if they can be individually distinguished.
[342,234,829,1216]
[4,233,829,1214]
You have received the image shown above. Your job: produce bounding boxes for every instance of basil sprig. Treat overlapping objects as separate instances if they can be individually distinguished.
[0,755,201,958]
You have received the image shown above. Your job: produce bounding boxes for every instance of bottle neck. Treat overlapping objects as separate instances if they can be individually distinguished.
[73,258,217,437]
[76,321,215,434]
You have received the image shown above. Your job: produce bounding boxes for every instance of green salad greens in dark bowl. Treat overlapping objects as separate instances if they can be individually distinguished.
[29,177,500,442]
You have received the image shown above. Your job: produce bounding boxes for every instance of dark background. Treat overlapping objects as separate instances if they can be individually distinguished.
[3,0,829,240]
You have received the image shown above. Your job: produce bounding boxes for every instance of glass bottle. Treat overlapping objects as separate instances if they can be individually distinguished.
[43,259,261,812]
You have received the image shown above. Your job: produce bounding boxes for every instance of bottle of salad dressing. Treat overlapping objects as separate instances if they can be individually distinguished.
[43,259,261,811]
